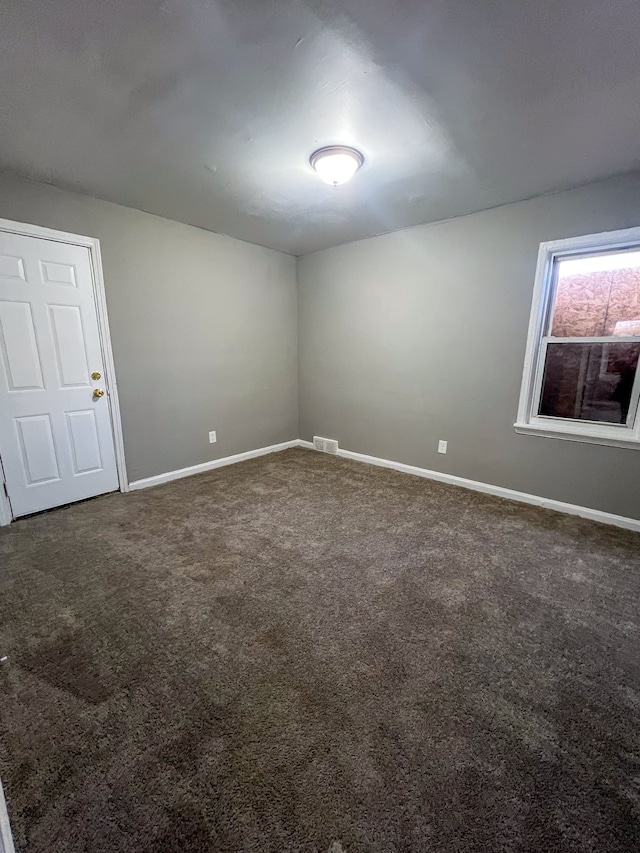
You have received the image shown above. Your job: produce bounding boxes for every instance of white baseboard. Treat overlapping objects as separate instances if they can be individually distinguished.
[298,440,640,533]
[0,778,15,853]
[128,440,299,491]
[6,434,638,533]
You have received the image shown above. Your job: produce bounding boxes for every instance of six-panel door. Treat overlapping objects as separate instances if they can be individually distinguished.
[0,232,119,517]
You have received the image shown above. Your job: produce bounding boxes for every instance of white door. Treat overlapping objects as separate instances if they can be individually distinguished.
[0,231,119,517]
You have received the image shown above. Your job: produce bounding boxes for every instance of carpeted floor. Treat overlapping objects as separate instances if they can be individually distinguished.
[1,447,639,852]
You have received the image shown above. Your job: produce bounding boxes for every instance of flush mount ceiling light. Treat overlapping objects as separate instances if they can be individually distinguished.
[310,146,364,186]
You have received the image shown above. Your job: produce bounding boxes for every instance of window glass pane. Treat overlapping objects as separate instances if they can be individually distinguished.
[539,342,640,424]
[550,250,640,337]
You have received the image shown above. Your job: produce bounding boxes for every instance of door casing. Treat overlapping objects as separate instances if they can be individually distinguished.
[0,218,128,524]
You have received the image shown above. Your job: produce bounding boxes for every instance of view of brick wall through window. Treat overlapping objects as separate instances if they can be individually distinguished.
[540,261,640,423]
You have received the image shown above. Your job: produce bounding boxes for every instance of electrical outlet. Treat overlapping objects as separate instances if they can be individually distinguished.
[438,439,448,454]
[209,431,217,444]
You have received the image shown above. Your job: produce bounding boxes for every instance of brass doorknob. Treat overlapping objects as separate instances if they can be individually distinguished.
[93,388,105,398]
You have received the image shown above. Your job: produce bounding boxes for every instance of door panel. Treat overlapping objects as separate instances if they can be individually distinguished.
[0,301,44,390]
[15,414,60,484]
[40,259,77,287]
[0,253,26,281]
[66,410,103,474]
[0,231,119,517]
[49,305,91,387]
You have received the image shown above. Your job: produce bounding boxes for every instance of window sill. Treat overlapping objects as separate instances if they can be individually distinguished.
[514,422,640,450]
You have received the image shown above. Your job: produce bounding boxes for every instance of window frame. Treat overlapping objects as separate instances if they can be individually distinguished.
[515,226,640,450]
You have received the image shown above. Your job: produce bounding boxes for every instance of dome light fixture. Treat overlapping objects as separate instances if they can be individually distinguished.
[310,145,364,186]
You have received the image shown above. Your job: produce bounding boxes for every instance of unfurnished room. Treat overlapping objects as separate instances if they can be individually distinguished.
[0,2,640,852]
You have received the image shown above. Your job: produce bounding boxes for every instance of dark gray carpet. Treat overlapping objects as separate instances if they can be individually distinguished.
[1,447,639,852]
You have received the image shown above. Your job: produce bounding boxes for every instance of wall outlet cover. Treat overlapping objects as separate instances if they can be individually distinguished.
[209,431,217,444]
[438,440,448,454]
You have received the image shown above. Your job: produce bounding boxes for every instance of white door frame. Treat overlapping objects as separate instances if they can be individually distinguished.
[0,776,15,853]
[0,218,128,525]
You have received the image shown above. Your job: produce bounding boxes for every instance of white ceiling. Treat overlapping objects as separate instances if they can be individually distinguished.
[2,0,640,255]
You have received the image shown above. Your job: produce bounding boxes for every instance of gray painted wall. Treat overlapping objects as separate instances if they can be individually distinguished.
[3,169,640,519]
[298,173,640,520]
[0,173,298,482]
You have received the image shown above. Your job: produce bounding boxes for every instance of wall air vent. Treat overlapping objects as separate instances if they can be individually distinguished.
[313,435,338,454]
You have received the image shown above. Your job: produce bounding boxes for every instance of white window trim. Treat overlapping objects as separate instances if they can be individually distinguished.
[515,226,640,449]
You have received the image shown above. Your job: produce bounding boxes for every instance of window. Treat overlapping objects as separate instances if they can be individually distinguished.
[515,227,640,449]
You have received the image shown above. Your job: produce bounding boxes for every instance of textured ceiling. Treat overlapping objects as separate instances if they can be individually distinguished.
[2,0,640,255]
